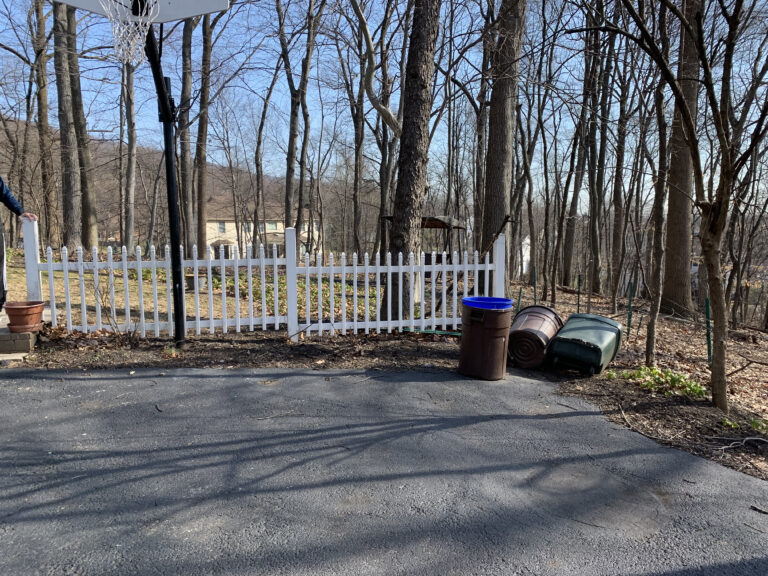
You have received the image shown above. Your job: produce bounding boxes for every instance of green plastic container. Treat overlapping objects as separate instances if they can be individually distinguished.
[548,313,622,375]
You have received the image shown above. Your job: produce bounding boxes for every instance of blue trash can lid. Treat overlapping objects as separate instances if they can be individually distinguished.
[462,296,514,310]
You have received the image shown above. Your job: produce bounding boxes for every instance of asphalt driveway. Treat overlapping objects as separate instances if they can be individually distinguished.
[0,368,766,575]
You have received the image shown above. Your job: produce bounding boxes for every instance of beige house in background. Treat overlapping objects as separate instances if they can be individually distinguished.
[206,218,320,255]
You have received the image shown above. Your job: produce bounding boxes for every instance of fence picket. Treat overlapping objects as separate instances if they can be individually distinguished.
[151,246,160,337]
[207,245,214,334]
[352,253,358,334]
[136,247,145,337]
[272,244,279,330]
[193,245,201,335]
[329,253,336,336]
[46,247,57,328]
[408,253,415,332]
[484,251,490,297]
[122,246,130,331]
[364,253,370,335]
[340,253,347,336]
[259,244,267,330]
[234,244,241,333]
[431,251,437,331]
[108,247,116,328]
[420,252,426,332]
[220,245,227,334]
[165,245,172,337]
[77,248,87,333]
[317,252,323,338]
[305,253,311,336]
[62,247,72,331]
[385,253,392,333]
[397,252,403,332]
[452,251,459,329]
[93,247,102,332]
[246,244,254,331]
[441,251,447,330]
[376,253,381,334]
[180,245,187,333]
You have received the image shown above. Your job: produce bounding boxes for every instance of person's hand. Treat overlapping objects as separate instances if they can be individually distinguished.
[19,212,38,222]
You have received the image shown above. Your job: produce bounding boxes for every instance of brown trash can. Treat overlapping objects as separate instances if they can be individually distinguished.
[508,305,564,369]
[458,297,514,380]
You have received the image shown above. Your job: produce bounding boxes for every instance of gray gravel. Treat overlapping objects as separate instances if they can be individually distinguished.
[0,367,766,576]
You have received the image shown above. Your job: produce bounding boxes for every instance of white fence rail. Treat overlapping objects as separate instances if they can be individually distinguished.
[22,220,506,341]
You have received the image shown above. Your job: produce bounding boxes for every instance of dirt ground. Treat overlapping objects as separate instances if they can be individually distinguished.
[6,264,768,483]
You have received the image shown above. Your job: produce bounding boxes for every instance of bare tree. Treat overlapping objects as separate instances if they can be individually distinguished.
[482,0,528,294]
[66,6,97,249]
[662,0,701,316]
[52,2,80,249]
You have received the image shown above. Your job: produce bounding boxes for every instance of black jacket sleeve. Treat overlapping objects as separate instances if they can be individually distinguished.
[0,176,23,216]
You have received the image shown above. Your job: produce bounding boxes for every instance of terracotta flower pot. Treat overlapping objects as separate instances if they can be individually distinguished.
[4,301,45,333]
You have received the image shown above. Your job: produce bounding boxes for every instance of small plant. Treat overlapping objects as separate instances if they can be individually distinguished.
[623,366,707,399]
[748,418,768,434]
[604,369,617,380]
[721,417,740,430]
[161,345,180,359]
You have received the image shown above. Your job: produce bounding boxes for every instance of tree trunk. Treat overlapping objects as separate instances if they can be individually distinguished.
[662,0,700,316]
[481,0,528,295]
[53,2,80,250]
[195,15,213,249]
[123,63,137,252]
[179,18,197,251]
[66,7,97,250]
[562,42,592,287]
[33,0,58,248]
[388,0,442,317]
[646,77,669,366]
[610,70,630,313]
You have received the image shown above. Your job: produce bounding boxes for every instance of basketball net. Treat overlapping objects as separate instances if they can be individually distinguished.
[99,0,159,66]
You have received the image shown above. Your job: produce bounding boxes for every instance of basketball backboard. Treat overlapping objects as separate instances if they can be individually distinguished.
[64,0,230,23]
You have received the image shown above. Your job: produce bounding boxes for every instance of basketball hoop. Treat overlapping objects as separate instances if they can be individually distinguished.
[99,0,159,66]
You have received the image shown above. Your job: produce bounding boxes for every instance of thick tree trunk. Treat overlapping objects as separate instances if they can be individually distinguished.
[53,2,80,250]
[662,0,700,316]
[33,0,58,248]
[701,219,728,412]
[388,0,442,317]
[66,7,97,250]
[481,0,528,295]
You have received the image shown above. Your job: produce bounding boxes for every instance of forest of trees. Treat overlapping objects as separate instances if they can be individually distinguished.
[1,0,768,412]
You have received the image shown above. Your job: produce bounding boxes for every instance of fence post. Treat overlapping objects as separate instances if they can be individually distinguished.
[22,218,42,302]
[285,228,299,342]
[492,233,506,297]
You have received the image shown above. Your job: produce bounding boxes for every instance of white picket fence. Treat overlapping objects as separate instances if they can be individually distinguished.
[22,220,506,341]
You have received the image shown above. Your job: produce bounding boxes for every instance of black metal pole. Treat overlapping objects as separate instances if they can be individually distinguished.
[145,29,185,345]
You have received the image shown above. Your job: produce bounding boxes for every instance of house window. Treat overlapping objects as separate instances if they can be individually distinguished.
[302,222,309,232]
[258,223,265,234]
[267,221,278,231]
[245,222,252,233]
[218,221,226,233]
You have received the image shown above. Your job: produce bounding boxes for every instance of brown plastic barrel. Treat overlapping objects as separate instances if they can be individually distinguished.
[508,305,564,369]
[458,304,513,380]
